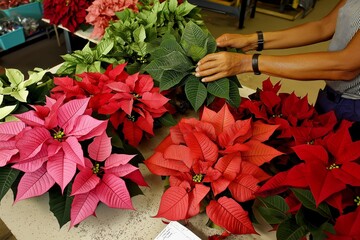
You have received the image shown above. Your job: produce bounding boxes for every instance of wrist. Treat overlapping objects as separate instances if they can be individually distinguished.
[256,31,264,51]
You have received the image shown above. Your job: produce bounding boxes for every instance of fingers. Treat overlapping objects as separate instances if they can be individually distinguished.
[216,34,230,47]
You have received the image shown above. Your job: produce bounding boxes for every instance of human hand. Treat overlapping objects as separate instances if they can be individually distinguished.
[216,33,257,52]
[195,52,251,82]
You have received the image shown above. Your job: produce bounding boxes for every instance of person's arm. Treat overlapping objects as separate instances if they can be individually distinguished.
[216,0,346,51]
[196,31,360,82]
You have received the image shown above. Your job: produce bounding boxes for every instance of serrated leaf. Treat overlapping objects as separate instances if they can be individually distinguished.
[0,166,20,202]
[257,206,290,224]
[49,184,73,228]
[276,218,308,240]
[207,78,230,99]
[257,195,290,213]
[291,188,332,219]
[184,75,207,111]
[227,79,241,107]
[181,21,207,51]
[159,70,188,91]
[96,39,114,57]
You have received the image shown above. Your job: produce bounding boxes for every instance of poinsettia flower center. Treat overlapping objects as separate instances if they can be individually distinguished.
[354,196,360,206]
[326,163,340,170]
[66,0,70,6]
[192,174,204,183]
[92,163,100,174]
[53,129,65,141]
[307,140,315,145]
[132,93,142,99]
[271,113,283,118]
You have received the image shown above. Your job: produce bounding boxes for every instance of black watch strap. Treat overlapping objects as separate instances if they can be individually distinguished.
[256,31,264,51]
[252,54,261,75]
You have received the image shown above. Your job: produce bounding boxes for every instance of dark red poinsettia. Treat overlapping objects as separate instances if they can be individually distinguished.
[239,79,332,140]
[145,104,282,235]
[43,0,92,32]
[51,63,169,147]
[327,206,360,240]
[257,120,360,209]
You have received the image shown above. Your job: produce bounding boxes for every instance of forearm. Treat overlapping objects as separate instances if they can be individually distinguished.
[254,52,360,81]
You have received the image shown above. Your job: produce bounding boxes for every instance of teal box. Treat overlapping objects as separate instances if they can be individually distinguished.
[0,27,25,50]
[3,2,43,20]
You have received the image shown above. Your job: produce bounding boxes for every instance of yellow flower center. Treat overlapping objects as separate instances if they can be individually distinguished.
[326,163,340,170]
[53,130,65,141]
[66,0,70,6]
[192,174,203,183]
[92,163,100,174]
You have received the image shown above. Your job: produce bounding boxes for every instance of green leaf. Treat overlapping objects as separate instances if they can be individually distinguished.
[310,222,335,240]
[291,188,332,219]
[125,179,144,197]
[10,89,28,102]
[206,32,217,54]
[276,218,308,240]
[181,22,208,58]
[75,63,89,75]
[82,42,93,55]
[96,39,114,57]
[5,68,24,86]
[175,1,197,16]
[257,195,290,213]
[168,0,178,12]
[157,112,177,126]
[56,62,76,76]
[207,78,230,99]
[257,206,290,224]
[49,184,73,228]
[206,93,215,106]
[227,79,241,108]
[133,25,146,43]
[0,166,20,202]
[0,105,17,120]
[159,70,188,91]
[185,75,207,111]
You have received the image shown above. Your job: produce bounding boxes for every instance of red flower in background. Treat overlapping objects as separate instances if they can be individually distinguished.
[51,64,169,147]
[43,0,91,32]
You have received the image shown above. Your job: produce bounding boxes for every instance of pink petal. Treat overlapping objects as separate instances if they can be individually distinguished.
[96,173,133,209]
[17,127,51,160]
[70,190,99,228]
[63,137,85,166]
[15,164,55,203]
[14,111,45,127]
[12,146,47,172]
[123,169,148,187]
[47,150,77,193]
[88,132,112,162]
[58,98,90,129]
[104,163,138,177]
[71,170,100,196]
[75,117,108,141]
[0,149,19,167]
[104,154,136,169]
[0,121,26,141]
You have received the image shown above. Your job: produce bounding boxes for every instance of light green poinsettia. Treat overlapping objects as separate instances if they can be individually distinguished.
[0,68,47,120]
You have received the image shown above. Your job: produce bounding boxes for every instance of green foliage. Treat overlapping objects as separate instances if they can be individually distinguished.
[0,166,20,202]
[256,195,291,224]
[57,40,123,76]
[291,188,332,218]
[276,218,308,240]
[49,184,73,228]
[102,0,203,72]
[144,21,241,111]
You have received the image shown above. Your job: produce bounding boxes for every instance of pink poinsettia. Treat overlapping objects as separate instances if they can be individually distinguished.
[86,0,139,38]
[6,97,108,202]
[145,104,281,235]
[0,121,25,167]
[51,64,169,147]
[70,132,147,227]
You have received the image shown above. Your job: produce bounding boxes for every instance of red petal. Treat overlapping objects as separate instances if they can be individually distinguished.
[242,140,283,166]
[164,145,193,169]
[154,186,189,221]
[251,121,279,142]
[187,184,210,218]
[229,174,260,202]
[206,197,257,234]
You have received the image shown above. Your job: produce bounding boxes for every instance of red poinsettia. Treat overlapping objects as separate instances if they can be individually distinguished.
[257,120,360,210]
[327,206,360,239]
[51,63,169,147]
[145,104,282,235]
[239,79,336,142]
[43,0,91,32]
